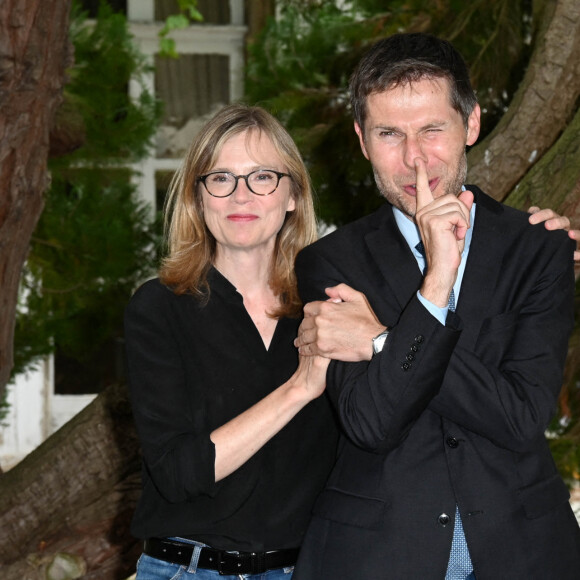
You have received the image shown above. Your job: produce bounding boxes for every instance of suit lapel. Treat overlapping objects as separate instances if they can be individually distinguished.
[364,205,424,312]
[455,187,506,344]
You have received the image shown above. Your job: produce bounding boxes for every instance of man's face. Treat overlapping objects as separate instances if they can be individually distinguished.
[354,77,480,219]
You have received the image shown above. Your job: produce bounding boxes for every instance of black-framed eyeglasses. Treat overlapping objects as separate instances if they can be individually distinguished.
[197,169,291,198]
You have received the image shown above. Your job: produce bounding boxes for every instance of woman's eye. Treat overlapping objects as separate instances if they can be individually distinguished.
[254,171,275,182]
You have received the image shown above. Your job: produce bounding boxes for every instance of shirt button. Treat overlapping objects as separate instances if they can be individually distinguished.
[446,437,459,448]
[438,513,450,526]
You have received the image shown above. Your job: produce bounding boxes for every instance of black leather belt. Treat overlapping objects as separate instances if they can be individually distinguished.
[143,537,299,575]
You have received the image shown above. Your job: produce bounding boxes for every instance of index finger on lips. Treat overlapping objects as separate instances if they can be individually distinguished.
[415,158,433,212]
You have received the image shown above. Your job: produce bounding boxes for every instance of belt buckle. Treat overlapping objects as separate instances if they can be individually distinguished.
[217,551,265,575]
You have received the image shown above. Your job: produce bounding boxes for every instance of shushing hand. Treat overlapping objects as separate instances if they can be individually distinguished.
[414,159,472,307]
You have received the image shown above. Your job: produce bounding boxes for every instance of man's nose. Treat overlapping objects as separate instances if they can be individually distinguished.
[403,136,427,169]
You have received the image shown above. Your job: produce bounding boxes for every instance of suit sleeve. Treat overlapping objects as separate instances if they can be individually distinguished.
[296,247,463,454]
[124,282,218,502]
[428,234,575,452]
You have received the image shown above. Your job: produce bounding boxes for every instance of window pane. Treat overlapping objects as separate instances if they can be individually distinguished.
[155,53,230,125]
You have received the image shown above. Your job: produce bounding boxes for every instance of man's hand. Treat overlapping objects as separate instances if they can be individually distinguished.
[528,206,580,262]
[295,283,385,362]
[414,159,472,307]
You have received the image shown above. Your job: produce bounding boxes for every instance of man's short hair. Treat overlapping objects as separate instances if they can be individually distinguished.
[349,33,478,132]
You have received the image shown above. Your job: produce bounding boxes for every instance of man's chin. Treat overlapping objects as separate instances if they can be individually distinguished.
[390,198,416,219]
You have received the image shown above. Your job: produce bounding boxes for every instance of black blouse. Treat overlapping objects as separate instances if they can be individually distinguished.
[124,269,338,551]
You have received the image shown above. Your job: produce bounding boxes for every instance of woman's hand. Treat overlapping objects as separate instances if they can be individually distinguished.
[528,206,580,261]
[292,353,330,401]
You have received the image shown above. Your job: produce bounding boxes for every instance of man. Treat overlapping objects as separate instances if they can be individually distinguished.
[293,33,580,579]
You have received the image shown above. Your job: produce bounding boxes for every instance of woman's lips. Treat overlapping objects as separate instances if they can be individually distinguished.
[227,214,259,222]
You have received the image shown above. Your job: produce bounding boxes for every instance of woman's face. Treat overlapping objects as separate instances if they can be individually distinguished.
[200,130,296,262]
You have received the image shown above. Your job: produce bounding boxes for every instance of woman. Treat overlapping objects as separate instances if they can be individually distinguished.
[124,104,339,579]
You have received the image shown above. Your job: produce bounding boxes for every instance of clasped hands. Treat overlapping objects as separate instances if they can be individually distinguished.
[295,283,386,362]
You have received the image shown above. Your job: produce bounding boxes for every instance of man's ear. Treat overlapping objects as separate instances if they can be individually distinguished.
[466,103,481,146]
[354,122,370,160]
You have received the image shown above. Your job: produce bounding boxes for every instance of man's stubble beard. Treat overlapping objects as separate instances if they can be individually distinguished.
[373,152,468,219]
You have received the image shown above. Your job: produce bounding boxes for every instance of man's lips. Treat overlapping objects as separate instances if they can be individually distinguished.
[402,177,440,196]
[227,214,259,222]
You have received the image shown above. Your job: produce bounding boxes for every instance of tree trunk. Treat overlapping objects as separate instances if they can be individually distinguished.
[507,106,580,218]
[0,382,142,580]
[244,0,276,42]
[466,0,580,201]
[0,0,72,399]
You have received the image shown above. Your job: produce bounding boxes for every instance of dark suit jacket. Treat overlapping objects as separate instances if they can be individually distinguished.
[293,188,580,579]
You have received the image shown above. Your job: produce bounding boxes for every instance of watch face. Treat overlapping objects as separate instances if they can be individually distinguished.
[373,331,389,354]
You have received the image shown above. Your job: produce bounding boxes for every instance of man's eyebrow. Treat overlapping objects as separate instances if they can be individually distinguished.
[370,124,399,132]
[369,120,449,132]
[421,121,448,129]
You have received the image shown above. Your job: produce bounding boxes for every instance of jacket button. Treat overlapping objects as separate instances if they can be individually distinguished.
[410,344,419,352]
[438,513,450,526]
[414,335,424,343]
[401,361,411,371]
[446,437,459,448]
[406,353,415,361]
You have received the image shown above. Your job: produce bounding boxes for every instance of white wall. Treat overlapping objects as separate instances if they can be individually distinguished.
[0,357,98,469]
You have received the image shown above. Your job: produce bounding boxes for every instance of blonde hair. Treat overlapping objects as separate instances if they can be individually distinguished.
[159,103,317,318]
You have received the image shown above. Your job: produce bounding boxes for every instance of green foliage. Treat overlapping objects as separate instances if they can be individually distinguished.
[158,0,203,58]
[65,1,161,162]
[14,171,160,375]
[12,2,162,382]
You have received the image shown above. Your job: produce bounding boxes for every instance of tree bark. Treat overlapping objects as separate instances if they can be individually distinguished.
[507,106,580,218]
[244,0,276,42]
[467,0,580,201]
[0,0,72,399]
[0,382,142,580]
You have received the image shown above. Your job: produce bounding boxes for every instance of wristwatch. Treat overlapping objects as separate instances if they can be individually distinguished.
[372,329,390,355]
